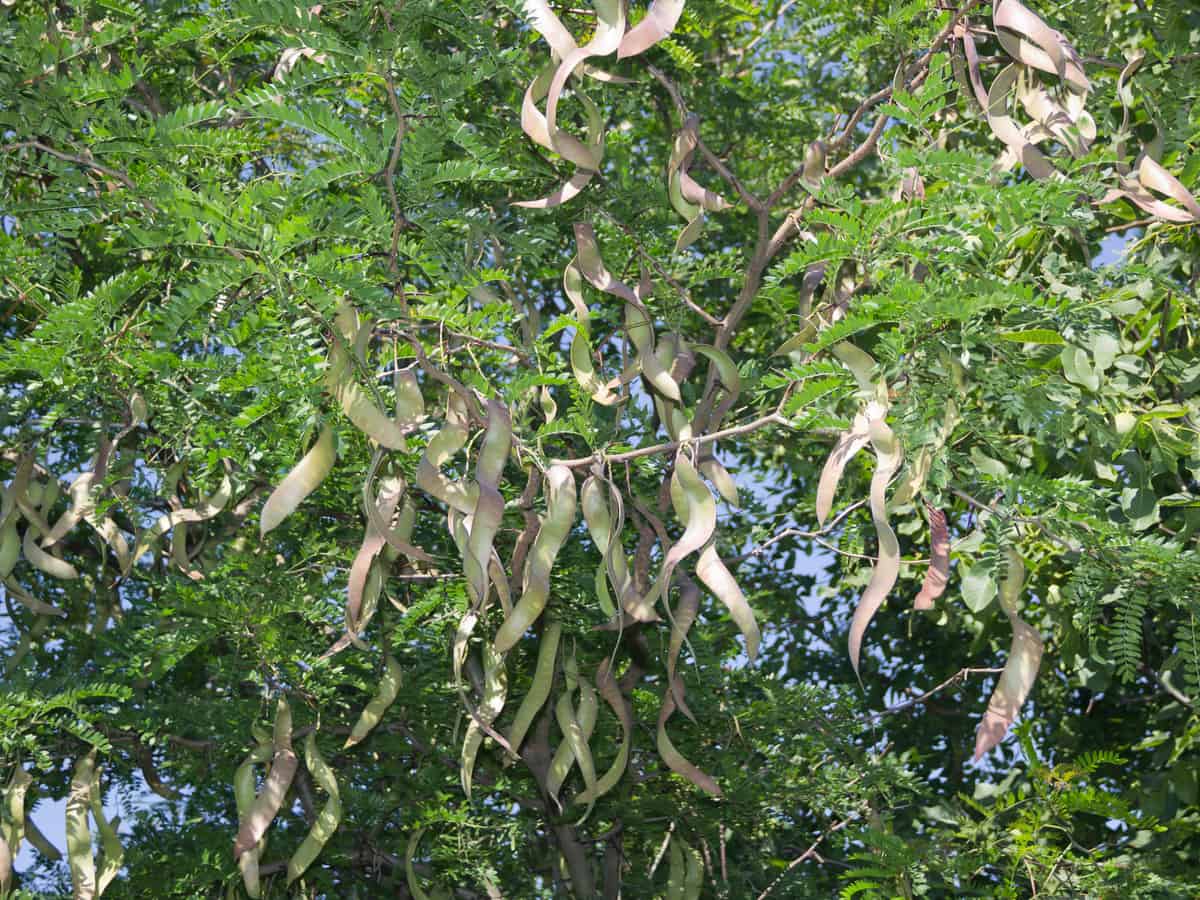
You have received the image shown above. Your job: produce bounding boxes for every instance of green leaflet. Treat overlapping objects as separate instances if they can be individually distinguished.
[506,620,562,756]
[495,465,576,652]
[66,753,97,900]
[233,697,298,859]
[975,549,1045,759]
[287,732,342,884]
[344,655,402,749]
[260,425,336,536]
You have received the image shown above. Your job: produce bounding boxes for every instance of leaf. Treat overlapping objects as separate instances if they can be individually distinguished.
[961,562,998,613]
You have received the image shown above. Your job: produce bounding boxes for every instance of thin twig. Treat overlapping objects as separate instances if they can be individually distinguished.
[755,814,859,899]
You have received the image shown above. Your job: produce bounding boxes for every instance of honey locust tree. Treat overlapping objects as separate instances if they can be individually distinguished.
[2,0,1200,897]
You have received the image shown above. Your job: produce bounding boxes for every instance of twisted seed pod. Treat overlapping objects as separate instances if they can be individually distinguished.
[22,522,79,580]
[549,659,598,820]
[574,657,631,805]
[666,582,701,721]
[914,507,950,611]
[0,767,32,895]
[573,224,680,402]
[461,642,509,797]
[657,676,721,797]
[326,302,408,450]
[644,453,715,611]
[415,420,474,514]
[344,655,403,749]
[88,767,122,896]
[974,549,1044,759]
[233,728,273,898]
[506,620,562,755]
[287,732,341,884]
[619,0,686,58]
[993,0,1089,92]
[581,473,649,622]
[695,541,760,663]
[128,470,231,571]
[66,753,97,900]
[847,410,902,677]
[405,828,433,900]
[261,425,336,536]
[494,466,576,653]
[667,115,729,250]
[233,697,298,858]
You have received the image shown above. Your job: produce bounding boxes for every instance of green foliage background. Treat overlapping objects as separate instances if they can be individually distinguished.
[1,0,1199,897]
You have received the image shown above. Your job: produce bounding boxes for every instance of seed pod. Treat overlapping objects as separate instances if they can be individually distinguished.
[914,507,950,611]
[415,420,474,514]
[344,655,402,749]
[405,828,433,900]
[130,471,231,572]
[657,676,721,798]
[644,453,715,612]
[574,657,631,805]
[549,662,598,820]
[847,409,903,677]
[261,426,335,536]
[89,767,123,896]
[66,752,97,900]
[287,732,342,884]
[974,549,1044,759]
[696,542,760,663]
[618,0,685,58]
[506,620,562,755]
[326,303,408,450]
[815,413,871,527]
[666,583,701,721]
[494,466,576,653]
[1,767,33,894]
[461,642,509,797]
[233,697,298,858]
[22,525,79,580]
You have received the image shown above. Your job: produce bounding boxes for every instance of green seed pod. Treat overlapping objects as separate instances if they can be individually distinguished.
[344,655,403,749]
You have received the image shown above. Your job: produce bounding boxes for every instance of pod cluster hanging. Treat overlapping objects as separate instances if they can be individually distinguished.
[960,0,1199,222]
[516,0,688,208]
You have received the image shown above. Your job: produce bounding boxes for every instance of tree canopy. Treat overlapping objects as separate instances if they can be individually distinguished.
[2,0,1200,897]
